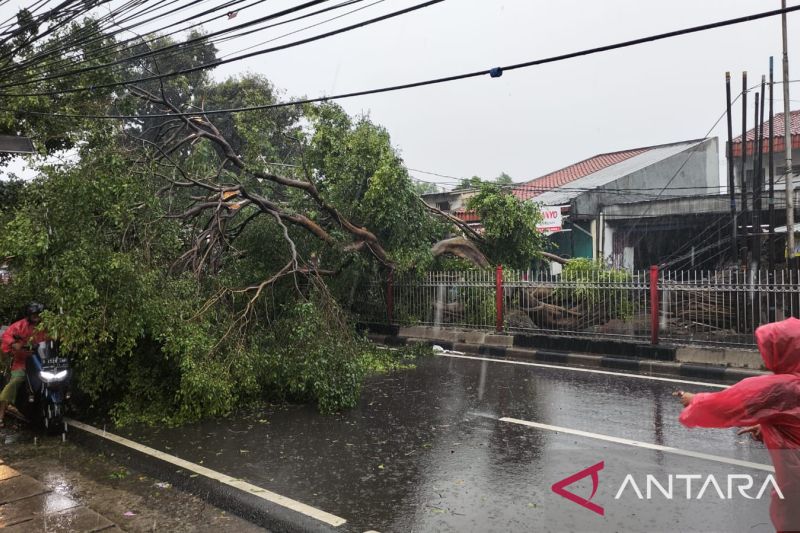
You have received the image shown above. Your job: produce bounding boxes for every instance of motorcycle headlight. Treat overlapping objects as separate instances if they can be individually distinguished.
[40,370,68,383]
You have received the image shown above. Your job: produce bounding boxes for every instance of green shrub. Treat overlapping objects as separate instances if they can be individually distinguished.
[557,258,634,319]
[259,300,367,414]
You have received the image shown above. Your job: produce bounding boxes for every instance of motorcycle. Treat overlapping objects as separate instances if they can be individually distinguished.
[4,339,71,433]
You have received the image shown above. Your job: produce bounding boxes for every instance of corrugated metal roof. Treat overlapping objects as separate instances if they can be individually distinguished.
[0,135,34,154]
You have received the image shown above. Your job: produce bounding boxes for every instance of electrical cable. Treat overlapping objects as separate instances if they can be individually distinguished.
[3,2,793,120]
[218,0,378,58]
[0,0,218,71]
[0,0,436,97]
[655,81,800,266]
[0,0,334,88]
[0,0,241,73]
[0,0,109,50]
[0,0,133,64]
[619,93,742,250]
[0,0,270,79]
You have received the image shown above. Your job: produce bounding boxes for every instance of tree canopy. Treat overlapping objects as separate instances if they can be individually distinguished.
[454,172,515,191]
[466,183,547,269]
[0,14,540,424]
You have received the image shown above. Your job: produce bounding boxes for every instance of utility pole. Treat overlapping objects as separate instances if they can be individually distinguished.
[769,59,777,322]
[783,0,795,268]
[741,71,749,264]
[769,58,776,274]
[726,72,738,264]
[754,83,765,271]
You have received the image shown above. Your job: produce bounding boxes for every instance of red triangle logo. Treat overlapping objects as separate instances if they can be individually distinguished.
[551,461,605,516]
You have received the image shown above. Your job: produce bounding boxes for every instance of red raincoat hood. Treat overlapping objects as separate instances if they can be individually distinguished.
[755,317,800,374]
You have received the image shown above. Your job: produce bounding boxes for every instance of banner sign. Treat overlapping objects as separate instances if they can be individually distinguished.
[537,206,564,235]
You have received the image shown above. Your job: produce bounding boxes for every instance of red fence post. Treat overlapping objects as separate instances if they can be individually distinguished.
[386,269,394,326]
[650,265,659,345]
[496,264,504,333]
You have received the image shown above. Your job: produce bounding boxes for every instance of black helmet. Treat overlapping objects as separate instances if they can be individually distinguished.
[25,302,44,317]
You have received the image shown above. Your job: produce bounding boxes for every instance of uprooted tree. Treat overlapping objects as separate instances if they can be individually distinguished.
[0,10,551,423]
[0,18,446,423]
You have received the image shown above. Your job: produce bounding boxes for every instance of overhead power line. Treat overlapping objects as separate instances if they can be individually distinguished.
[0,0,444,97]
[0,0,113,53]
[0,0,265,78]
[0,0,177,68]
[10,0,366,84]
[7,3,799,115]
[0,0,333,87]
[218,0,382,60]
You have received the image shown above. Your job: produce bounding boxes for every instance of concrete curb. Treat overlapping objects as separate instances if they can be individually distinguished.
[65,419,344,533]
[359,323,766,371]
[370,334,768,383]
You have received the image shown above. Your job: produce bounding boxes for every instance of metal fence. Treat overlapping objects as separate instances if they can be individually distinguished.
[355,268,800,348]
[658,270,800,346]
[392,270,497,330]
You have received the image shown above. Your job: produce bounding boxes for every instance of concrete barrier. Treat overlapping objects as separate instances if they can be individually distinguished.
[365,325,769,383]
[675,347,764,370]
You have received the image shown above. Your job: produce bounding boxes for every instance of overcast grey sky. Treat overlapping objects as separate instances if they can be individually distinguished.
[3,0,800,188]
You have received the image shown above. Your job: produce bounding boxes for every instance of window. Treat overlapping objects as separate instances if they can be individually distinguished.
[776,165,800,177]
[745,165,800,183]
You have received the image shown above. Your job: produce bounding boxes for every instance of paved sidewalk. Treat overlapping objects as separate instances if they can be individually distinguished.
[0,457,120,531]
[0,428,267,533]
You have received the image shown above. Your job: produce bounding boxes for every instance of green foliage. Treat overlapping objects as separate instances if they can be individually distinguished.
[558,258,633,319]
[109,468,129,480]
[257,298,365,414]
[306,104,444,272]
[0,179,24,216]
[254,294,433,414]
[390,271,496,328]
[454,172,514,190]
[0,20,125,158]
[0,23,448,426]
[305,104,446,319]
[413,181,439,195]
[198,74,301,164]
[461,285,496,327]
[356,342,431,374]
[466,183,547,269]
[494,172,514,185]
[454,176,485,191]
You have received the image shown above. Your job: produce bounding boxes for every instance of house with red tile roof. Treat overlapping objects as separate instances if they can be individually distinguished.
[511,147,653,203]
[564,109,800,270]
[729,109,800,197]
[425,137,720,270]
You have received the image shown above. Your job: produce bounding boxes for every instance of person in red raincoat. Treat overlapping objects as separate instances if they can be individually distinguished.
[677,317,800,532]
[0,303,48,427]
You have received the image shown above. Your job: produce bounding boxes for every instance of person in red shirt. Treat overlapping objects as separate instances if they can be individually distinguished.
[0,303,48,427]
[676,317,800,533]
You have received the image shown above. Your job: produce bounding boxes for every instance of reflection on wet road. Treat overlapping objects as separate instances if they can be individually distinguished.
[122,354,776,532]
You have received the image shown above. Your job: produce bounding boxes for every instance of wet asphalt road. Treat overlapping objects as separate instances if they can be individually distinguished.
[122,354,777,533]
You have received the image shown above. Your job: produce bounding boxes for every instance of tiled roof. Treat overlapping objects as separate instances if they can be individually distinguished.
[731,110,800,157]
[732,110,800,142]
[512,147,652,201]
